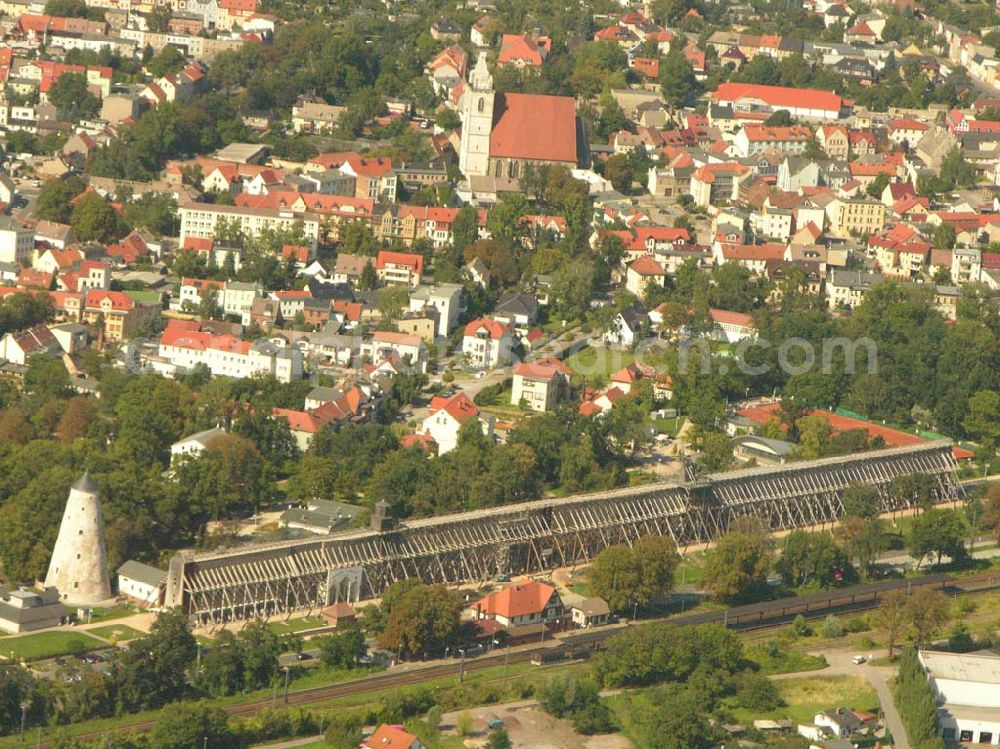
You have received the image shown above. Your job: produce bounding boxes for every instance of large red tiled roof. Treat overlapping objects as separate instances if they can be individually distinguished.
[490,93,577,164]
[464,317,512,339]
[428,391,479,424]
[712,82,844,114]
[476,581,555,619]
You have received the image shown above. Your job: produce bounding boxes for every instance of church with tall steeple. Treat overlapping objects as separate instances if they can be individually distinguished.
[458,53,583,181]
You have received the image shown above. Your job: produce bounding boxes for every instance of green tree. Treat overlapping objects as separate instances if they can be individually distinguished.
[873,588,909,659]
[376,584,461,657]
[317,626,366,669]
[25,355,70,400]
[659,49,697,107]
[71,191,123,243]
[589,544,641,613]
[485,726,512,749]
[866,173,890,199]
[701,529,772,603]
[764,109,793,126]
[908,508,966,568]
[603,153,633,193]
[48,72,100,121]
[36,176,86,223]
[149,702,232,749]
[147,45,185,77]
[906,588,949,646]
[324,715,363,749]
[964,389,1000,449]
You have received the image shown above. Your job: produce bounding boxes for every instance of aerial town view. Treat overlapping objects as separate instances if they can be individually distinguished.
[4,0,1000,745]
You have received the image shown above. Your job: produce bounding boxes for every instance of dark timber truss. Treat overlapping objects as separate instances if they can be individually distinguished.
[165,441,963,626]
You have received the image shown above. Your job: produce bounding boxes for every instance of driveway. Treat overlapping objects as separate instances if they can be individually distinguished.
[772,649,909,749]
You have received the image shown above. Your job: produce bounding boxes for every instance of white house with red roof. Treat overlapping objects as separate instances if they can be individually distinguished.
[625,255,666,296]
[497,33,550,69]
[708,308,756,343]
[376,250,423,287]
[469,580,564,630]
[710,82,848,121]
[458,53,579,179]
[887,118,929,146]
[158,319,303,382]
[361,725,422,749]
[0,323,60,365]
[462,317,515,368]
[511,357,570,412]
[418,391,493,453]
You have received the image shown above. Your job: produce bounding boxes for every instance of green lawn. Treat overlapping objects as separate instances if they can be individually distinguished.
[3,631,105,662]
[725,675,879,726]
[564,346,633,384]
[89,624,144,642]
[86,604,140,623]
[267,616,327,635]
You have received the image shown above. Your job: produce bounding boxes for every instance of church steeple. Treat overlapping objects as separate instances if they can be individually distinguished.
[470,52,493,92]
[459,53,495,178]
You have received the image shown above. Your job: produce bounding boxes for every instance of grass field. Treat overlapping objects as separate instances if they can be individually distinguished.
[90,624,144,642]
[564,346,634,384]
[267,616,327,635]
[3,631,105,662]
[726,675,879,725]
[86,604,139,623]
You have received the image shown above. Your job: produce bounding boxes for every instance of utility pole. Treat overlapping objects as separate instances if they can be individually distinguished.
[458,649,466,683]
[283,666,291,704]
[503,643,510,683]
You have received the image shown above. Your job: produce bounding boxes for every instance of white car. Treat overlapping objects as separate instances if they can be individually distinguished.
[852,655,867,665]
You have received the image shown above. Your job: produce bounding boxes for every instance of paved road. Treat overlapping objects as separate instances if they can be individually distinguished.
[773,650,908,749]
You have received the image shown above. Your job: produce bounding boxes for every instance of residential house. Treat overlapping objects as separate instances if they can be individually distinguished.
[511,357,570,412]
[418,391,493,453]
[361,725,422,749]
[0,217,34,264]
[376,250,423,287]
[826,269,883,309]
[364,331,427,372]
[0,324,60,365]
[497,33,550,69]
[469,580,565,630]
[570,597,610,628]
[625,255,667,297]
[494,292,538,330]
[82,290,159,342]
[158,320,304,382]
[827,198,885,238]
[462,318,515,368]
[408,283,463,336]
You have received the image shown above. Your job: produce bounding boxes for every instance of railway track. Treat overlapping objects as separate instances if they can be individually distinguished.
[19,570,1000,748]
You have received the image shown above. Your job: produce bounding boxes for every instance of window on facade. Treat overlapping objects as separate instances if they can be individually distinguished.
[477,98,485,113]
[980,733,993,744]
[961,731,975,742]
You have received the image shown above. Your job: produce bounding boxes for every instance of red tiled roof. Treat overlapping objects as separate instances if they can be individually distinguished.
[362,725,418,749]
[497,34,548,66]
[86,290,135,311]
[737,403,972,460]
[513,356,570,381]
[490,93,577,164]
[376,250,423,276]
[160,319,249,353]
[464,317,512,340]
[712,82,845,114]
[629,255,666,276]
[428,391,479,424]
[710,308,754,328]
[476,581,556,619]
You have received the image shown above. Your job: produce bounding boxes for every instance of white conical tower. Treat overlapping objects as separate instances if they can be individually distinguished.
[44,474,112,605]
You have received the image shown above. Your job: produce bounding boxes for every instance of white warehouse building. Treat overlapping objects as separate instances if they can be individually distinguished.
[920,649,1000,745]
